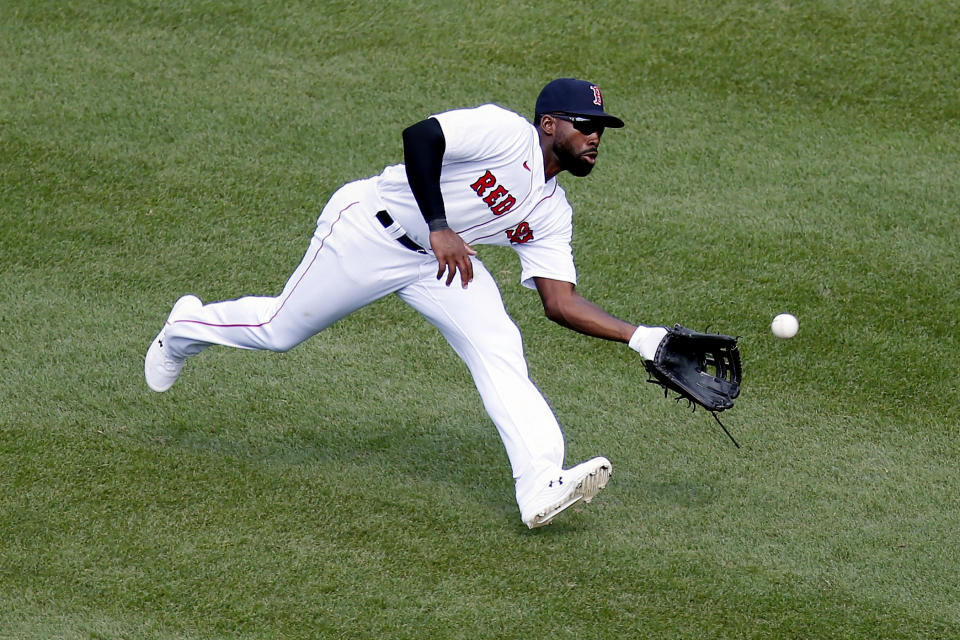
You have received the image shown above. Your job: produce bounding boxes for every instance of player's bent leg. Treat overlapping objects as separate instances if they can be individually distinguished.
[157,235,362,363]
[398,262,563,479]
[397,260,610,526]
[146,182,423,390]
[398,262,563,476]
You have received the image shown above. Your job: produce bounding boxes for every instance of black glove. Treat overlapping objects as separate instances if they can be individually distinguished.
[644,324,742,413]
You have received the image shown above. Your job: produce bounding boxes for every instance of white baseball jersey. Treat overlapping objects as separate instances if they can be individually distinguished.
[375,104,578,289]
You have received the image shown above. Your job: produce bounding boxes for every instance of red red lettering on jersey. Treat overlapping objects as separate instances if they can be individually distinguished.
[490,195,515,216]
[470,170,516,216]
[482,185,508,207]
[470,171,497,196]
[506,221,534,244]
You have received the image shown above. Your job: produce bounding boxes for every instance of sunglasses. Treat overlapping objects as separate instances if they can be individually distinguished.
[550,114,605,136]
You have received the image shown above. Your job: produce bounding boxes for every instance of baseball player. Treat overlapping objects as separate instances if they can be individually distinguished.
[145,78,669,528]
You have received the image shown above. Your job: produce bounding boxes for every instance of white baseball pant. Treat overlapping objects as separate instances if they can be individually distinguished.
[161,177,565,509]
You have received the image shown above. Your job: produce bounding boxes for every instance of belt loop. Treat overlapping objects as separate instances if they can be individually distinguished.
[376,210,428,254]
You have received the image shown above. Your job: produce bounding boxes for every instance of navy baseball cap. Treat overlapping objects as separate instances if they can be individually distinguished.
[535,78,625,128]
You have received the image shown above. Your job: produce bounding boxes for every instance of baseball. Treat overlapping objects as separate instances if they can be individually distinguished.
[771,313,799,339]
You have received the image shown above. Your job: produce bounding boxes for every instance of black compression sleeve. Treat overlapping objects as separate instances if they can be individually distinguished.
[402,117,449,231]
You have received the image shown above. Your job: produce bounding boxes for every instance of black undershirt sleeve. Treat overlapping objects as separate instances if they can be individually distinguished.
[402,117,449,232]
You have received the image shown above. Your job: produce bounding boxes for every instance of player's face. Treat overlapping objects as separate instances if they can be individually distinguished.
[551,116,604,177]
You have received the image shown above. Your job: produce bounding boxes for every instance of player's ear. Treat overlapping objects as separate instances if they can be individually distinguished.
[539,114,556,135]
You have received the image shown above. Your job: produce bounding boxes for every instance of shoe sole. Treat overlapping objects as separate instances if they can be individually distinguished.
[526,460,611,529]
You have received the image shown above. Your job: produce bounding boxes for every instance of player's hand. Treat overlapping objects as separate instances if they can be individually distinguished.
[429,229,477,288]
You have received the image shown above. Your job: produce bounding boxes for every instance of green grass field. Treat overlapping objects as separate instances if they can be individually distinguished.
[2,1,959,637]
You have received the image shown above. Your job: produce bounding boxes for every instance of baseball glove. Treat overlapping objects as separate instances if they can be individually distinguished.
[644,324,742,444]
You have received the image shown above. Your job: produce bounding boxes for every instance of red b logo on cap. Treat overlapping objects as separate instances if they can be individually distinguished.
[591,85,603,106]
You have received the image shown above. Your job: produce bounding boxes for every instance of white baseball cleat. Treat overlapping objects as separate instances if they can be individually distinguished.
[144,295,202,392]
[521,456,612,529]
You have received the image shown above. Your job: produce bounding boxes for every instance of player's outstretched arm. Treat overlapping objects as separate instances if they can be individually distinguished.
[532,277,667,360]
[532,277,635,342]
